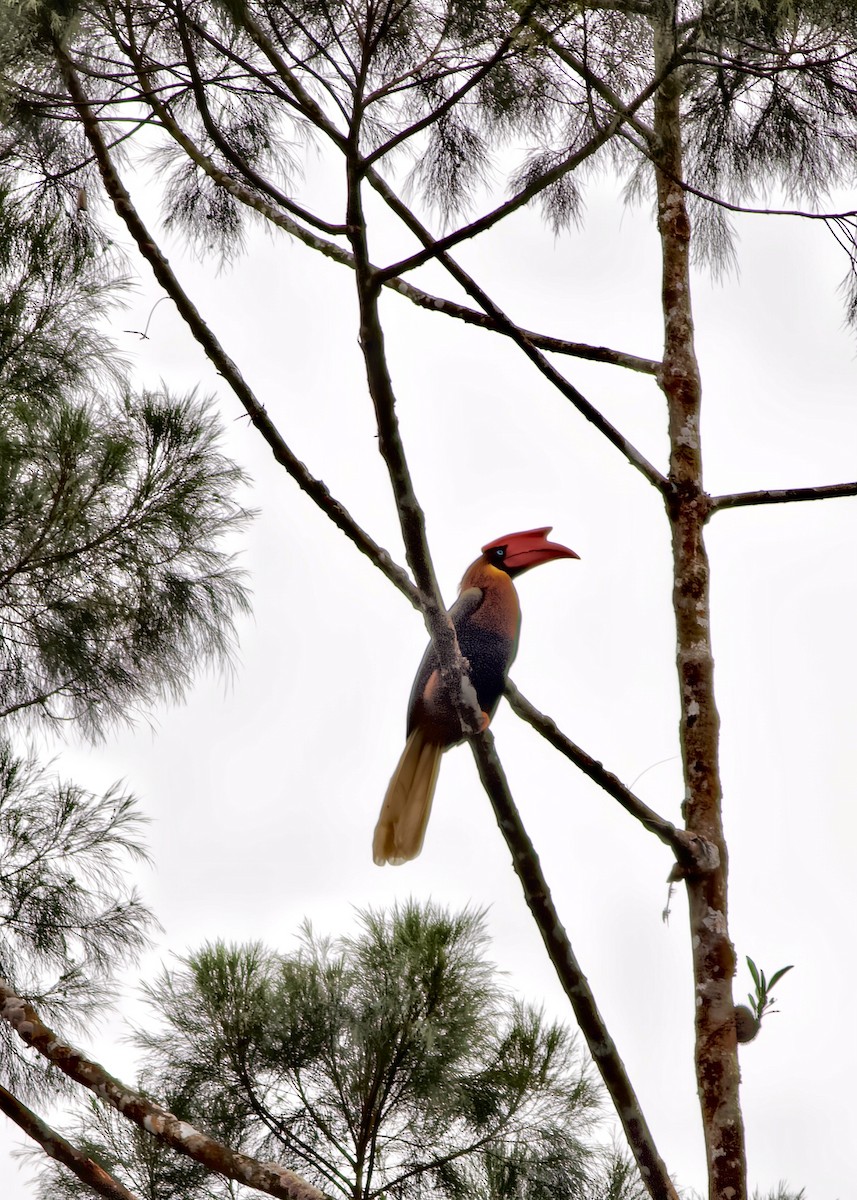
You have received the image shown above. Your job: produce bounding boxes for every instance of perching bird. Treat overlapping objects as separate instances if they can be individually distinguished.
[373,527,578,866]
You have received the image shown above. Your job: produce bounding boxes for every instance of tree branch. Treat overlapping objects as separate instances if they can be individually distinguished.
[0,983,327,1200]
[345,91,485,738]
[382,278,661,374]
[95,38,658,380]
[708,480,857,515]
[364,165,669,492]
[504,682,718,873]
[0,1083,141,1200]
[468,733,680,1200]
[375,64,669,284]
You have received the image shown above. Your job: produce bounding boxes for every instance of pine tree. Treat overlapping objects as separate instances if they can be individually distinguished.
[33,903,647,1200]
[0,157,250,1105]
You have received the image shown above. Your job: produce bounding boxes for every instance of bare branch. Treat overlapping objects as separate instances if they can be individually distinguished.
[468,732,680,1200]
[0,983,326,1200]
[364,167,669,491]
[375,65,668,283]
[709,480,857,515]
[0,1083,141,1200]
[679,181,857,224]
[382,278,661,373]
[345,116,484,738]
[504,682,717,873]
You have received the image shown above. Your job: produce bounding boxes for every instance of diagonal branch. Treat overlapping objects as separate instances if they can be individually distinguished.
[0,1083,141,1200]
[708,480,857,515]
[505,682,717,873]
[345,119,484,737]
[375,63,668,284]
[382,280,661,374]
[364,166,669,492]
[54,46,418,610]
[0,983,326,1200]
[468,732,680,1200]
[375,113,631,282]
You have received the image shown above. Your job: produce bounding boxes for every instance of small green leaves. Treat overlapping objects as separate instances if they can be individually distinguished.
[745,956,794,1025]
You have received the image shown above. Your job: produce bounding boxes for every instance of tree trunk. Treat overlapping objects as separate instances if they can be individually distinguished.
[651,5,747,1198]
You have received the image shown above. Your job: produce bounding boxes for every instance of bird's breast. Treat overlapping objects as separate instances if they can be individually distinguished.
[408,567,521,745]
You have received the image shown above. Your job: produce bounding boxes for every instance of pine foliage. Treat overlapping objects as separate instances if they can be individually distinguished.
[56,901,641,1200]
[4,1,856,292]
[0,190,252,733]
[0,739,156,1099]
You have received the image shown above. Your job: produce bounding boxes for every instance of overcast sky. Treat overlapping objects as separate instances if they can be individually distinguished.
[2,161,855,1198]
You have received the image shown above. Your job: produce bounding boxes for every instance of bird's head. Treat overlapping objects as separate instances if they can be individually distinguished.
[480,527,579,577]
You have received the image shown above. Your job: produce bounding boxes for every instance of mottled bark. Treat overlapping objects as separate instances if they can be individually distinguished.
[0,983,326,1200]
[651,5,747,1198]
[0,1083,141,1200]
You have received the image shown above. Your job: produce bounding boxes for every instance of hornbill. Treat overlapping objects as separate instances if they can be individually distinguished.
[373,527,578,865]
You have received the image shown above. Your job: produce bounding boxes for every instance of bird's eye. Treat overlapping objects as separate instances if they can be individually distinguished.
[494,547,506,559]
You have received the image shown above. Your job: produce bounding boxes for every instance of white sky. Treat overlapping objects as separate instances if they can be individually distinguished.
[1,161,855,1199]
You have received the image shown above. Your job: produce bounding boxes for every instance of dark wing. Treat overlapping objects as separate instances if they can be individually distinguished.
[405,587,483,735]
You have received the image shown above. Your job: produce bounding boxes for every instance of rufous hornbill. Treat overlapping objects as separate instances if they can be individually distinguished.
[373,527,578,866]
